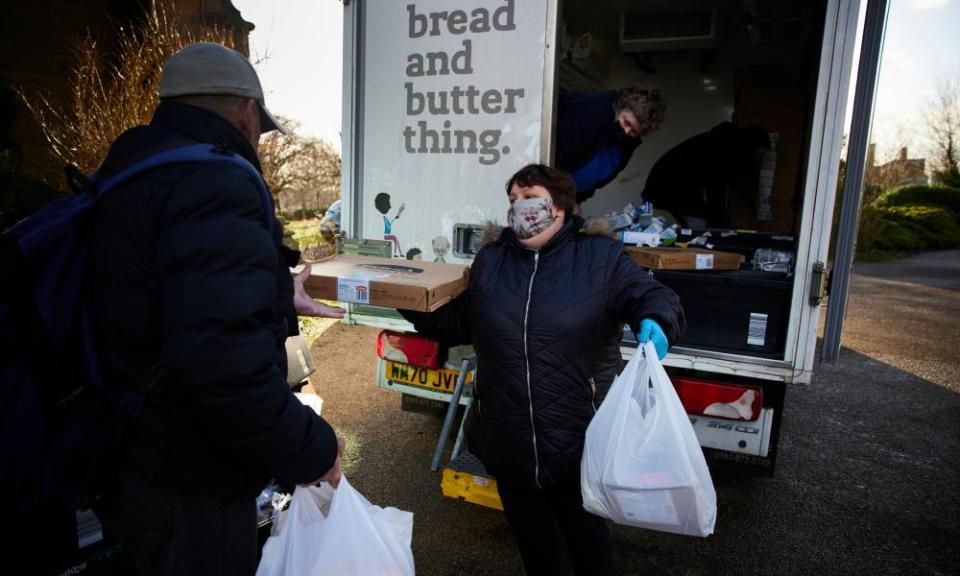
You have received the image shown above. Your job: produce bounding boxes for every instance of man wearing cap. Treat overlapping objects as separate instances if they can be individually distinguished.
[90,42,343,575]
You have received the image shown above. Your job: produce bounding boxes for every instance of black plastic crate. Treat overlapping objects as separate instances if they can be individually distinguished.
[652,269,792,358]
[675,229,795,270]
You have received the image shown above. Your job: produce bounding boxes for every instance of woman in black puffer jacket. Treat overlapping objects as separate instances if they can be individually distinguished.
[402,164,685,576]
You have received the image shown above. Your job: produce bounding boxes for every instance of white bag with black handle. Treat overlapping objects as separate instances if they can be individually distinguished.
[581,341,717,537]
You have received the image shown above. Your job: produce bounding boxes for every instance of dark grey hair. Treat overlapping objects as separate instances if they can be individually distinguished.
[615,85,666,128]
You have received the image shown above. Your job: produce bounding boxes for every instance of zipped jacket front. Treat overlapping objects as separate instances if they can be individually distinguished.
[403,217,685,489]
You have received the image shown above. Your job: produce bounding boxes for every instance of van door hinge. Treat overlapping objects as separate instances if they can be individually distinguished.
[809,261,829,306]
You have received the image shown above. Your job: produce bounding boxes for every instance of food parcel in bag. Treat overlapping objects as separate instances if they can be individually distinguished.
[257,476,414,576]
[581,342,717,537]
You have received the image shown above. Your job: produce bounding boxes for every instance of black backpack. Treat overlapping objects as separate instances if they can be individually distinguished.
[0,142,274,517]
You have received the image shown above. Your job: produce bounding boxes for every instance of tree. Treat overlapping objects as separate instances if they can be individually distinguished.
[926,72,960,188]
[292,138,341,211]
[14,2,337,221]
[16,3,238,176]
[258,116,310,200]
[260,117,340,212]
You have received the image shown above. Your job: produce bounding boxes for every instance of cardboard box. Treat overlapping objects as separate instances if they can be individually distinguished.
[302,256,469,312]
[627,247,744,271]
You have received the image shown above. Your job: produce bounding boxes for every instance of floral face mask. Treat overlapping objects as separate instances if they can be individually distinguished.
[507,196,556,240]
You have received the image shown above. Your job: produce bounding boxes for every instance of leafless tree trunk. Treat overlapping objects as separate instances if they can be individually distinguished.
[926,71,960,187]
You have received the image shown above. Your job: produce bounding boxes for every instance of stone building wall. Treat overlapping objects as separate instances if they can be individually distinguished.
[865,144,927,191]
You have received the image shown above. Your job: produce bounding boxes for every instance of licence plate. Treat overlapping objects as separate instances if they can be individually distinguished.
[383,360,473,393]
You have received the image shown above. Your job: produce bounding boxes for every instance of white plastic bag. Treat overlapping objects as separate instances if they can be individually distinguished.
[257,476,415,576]
[294,392,324,416]
[581,342,717,536]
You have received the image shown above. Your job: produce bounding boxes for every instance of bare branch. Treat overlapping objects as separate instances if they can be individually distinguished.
[925,69,960,186]
[15,3,238,175]
[13,2,342,208]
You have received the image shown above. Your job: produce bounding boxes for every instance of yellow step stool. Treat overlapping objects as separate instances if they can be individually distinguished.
[440,452,503,511]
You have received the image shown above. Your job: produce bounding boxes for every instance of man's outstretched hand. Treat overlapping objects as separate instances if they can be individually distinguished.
[293,263,346,318]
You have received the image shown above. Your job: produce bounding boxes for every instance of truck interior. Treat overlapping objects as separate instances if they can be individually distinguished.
[559,0,831,362]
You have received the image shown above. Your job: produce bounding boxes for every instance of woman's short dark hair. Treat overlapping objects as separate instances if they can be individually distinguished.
[505,164,577,217]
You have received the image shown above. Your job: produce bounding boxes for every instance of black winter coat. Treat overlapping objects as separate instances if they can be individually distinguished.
[90,102,338,497]
[403,218,685,489]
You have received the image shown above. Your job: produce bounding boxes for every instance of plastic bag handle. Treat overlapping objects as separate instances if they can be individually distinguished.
[641,341,657,365]
[643,340,687,416]
[629,343,653,413]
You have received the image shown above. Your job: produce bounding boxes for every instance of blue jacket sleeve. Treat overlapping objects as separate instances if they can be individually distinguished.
[156,163,338,487]
[557,90,642,203]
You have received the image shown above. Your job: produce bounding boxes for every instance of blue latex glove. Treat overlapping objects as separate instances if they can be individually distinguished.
[638,318,668,360]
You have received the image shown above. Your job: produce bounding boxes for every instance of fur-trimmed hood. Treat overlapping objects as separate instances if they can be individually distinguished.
[481,215,615,247]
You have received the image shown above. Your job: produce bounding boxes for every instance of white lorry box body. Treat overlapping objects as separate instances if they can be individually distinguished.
[340,0,867,468]
[340,0,557,264]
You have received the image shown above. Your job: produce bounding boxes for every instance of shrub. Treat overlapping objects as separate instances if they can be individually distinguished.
[859,204,960,252]
[884,205,960,248]
[873,184,960,214]
[865,219,923,252]
[281,227,299,252]
[857,205,896,253]
[294,208,322,220]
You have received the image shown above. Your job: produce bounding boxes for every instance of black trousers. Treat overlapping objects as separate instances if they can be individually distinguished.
[497,472,615,576]
[99,464,258,576]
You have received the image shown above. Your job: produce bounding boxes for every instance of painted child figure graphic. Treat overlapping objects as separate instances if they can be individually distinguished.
[375,192,405,257]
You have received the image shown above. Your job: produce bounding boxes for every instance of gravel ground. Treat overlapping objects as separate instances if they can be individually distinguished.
[853,249,960,292]
[844,249,960,392]
[301,251,960,576]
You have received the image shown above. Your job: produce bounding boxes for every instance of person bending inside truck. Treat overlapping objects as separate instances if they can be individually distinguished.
[641,121,771,228]
[556,84,666,205]
[89,43,345,575]
[399,164,686,576]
